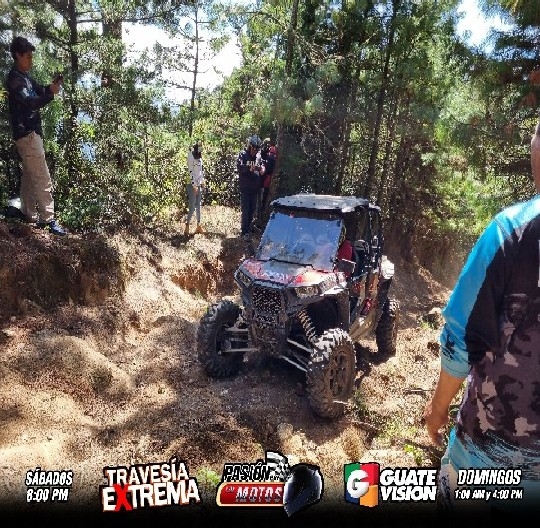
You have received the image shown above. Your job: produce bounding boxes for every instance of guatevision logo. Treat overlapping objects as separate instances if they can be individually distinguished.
[344,463,438,507]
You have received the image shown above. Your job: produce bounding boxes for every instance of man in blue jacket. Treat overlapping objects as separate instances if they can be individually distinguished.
[424,122,540,515]
[6,36,66,235]
[237,135,263,241]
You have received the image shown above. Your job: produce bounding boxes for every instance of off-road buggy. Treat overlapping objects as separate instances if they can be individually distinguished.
[197,194,399,418]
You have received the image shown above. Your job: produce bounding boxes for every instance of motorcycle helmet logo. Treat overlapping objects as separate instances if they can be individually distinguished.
[283,463,324,517]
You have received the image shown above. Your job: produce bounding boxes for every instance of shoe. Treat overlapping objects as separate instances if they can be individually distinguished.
[184,223,190,236]
[37,220,67,236]
[195,224,206,234]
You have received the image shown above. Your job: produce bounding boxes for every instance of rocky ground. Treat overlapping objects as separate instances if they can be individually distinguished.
[0,205,457,524]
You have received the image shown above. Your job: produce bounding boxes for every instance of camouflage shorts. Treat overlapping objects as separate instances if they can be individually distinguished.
[440,428,540,514]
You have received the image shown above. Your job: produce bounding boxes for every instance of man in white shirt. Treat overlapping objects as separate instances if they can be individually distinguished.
[185,141,205,236]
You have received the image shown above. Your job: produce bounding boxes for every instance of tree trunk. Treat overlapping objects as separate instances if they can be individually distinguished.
[189,4,201,138]
[376,93,399,211]
[269,0,301,219]
[335,74,359,194]
[66,0,79,182]
[364,0,400,200]
[102,11,123,71]
[285,0,300,77]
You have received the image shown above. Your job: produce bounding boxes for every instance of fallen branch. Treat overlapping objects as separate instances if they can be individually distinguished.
[404,388,431,396]
[347,420,380,433]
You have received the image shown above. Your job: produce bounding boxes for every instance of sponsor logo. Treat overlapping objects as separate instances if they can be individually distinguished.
[216,451,324,517]
[344,462,379,507]
[344,463,438,506]
[99,457,200,512]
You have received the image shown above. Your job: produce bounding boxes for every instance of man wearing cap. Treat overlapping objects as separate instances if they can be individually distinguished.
[6,36,66,235]
[237,134,263,241]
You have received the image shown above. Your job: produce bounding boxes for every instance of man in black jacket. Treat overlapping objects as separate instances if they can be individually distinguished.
[6,36,66,235]
[237,135,263,241]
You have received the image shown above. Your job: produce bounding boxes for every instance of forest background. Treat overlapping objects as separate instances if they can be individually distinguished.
[1,0,539,284]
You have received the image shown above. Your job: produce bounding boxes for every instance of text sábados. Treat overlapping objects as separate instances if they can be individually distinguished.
[25,468,73,487]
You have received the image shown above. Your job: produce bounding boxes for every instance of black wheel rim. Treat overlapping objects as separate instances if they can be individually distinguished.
[216,323,232,355]
[329,347,351,397]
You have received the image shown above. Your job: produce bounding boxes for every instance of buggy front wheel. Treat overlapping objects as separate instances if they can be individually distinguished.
[197,300,247,378]
[306,328,356,418]
[375,298,399,357]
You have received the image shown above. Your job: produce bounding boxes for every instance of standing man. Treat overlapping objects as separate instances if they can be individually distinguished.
[6,36,66,235]
[184,141,205,236]
[423,122,540,514]
[237,135,263,241]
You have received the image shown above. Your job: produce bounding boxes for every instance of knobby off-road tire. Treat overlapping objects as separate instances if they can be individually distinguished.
[306,328,356,419]
[197,300,245,378]
[375,298,400,357]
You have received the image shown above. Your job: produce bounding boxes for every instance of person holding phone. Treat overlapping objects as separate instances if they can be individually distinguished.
[6,36,66,235]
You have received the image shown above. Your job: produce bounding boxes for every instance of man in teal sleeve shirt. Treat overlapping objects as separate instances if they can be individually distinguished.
[424,122,540,515]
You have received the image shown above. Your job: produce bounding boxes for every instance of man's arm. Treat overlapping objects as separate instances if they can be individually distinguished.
[8,74,55,111]
[237,151,250,178]
[424,369,465,446]
[531,124,540,181]
[187,151,194,177]
[31,77,51,97]
[264,154,275,175]
[424,215,509,445]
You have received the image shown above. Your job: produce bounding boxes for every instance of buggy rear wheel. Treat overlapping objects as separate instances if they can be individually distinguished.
[375,298,399,356]
[197,300,246,378]
[306,328,356,418]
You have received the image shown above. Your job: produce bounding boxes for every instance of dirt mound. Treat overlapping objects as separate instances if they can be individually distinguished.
[0,223,123,322]
[0,205,453,517]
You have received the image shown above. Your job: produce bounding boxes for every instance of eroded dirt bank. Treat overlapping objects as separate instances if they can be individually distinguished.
[0,205,454,522]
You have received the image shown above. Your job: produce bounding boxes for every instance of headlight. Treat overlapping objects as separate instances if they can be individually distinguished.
[236,270,252,287]
[294,285,319,298]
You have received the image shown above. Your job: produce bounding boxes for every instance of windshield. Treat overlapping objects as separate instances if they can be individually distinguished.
[256,211,343,271]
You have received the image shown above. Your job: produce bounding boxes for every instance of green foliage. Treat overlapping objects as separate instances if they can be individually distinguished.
[0,0,537,273]
[195,466,221,489]
[403,443,425,466]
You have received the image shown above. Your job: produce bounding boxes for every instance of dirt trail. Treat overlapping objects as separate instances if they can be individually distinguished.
[0,205,454,521]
